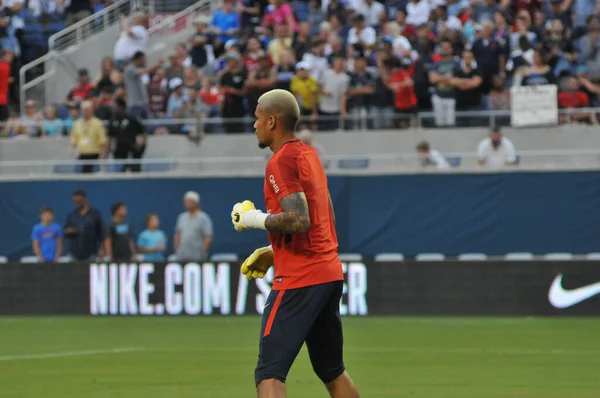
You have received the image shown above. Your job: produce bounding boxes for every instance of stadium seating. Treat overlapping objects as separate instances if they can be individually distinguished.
[504,252,534,261]
[457,253,488,261]
[338,253,363,262]
[416,253,445,261]
[374,253,405,262]
[210,253,239,262]
[543,253,575,261]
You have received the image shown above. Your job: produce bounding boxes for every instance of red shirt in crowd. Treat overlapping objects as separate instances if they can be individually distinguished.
[390,69,417,110]
[0,61,10,106]
[199,87,222,106]
[69,83,95,101]
[264,139,343,291]
[558,91,589,109]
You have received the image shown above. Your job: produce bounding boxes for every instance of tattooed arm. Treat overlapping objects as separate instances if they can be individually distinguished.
[265,192,311,234]
[329,194,335,226]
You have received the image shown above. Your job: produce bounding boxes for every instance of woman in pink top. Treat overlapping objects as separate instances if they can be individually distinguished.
[263,0,297,34]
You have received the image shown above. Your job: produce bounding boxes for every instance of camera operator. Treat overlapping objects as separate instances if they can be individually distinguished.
[107,98,147,173]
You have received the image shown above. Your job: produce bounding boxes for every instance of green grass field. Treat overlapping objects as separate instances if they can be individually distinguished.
[1,317,599,397]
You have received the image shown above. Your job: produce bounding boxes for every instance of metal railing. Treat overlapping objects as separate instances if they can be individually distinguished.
[2,150,600,179]
[48,0,137,51]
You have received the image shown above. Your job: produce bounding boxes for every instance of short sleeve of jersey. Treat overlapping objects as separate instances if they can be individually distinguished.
[266,151,303,199]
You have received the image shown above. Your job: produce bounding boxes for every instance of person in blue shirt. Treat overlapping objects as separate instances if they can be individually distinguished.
[137,213,167,262]
[211,0,240,44]
[31,207,63,262]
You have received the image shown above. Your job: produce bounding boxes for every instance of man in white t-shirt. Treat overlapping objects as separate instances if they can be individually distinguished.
[477,126,517,168]
[114,12,149,68]
[347,14,377,51]
[356,0,385,27]
[416,140,450,169]
[319,55,349,131]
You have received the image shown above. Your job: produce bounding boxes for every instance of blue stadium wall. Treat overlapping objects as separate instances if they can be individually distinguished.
[2,171,600,259]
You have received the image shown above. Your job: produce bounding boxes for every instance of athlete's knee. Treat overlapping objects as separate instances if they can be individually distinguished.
[257,378,287,398]
[313,361,345,384]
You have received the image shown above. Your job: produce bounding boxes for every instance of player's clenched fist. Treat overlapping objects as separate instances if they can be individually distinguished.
[231,200,269,231]
[241,246,273,280]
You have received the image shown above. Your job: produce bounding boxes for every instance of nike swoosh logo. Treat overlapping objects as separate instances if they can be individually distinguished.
[548,274,600,309]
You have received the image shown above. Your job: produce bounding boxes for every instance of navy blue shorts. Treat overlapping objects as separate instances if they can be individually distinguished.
[255,281,345,386]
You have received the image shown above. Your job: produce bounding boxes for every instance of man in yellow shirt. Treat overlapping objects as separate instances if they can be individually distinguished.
[268,25,293,65]
[70,100,107,173]
[290,62,318,124]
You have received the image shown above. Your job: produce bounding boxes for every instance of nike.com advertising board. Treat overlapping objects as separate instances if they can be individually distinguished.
[1,261,600,315]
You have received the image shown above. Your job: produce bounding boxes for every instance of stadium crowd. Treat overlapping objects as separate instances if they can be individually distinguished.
[2,0,600,140]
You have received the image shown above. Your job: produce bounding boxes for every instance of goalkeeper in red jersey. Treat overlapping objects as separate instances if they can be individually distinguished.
[231,89,360,398]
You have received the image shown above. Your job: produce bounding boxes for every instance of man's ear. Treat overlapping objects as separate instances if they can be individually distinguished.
[268,115,276,130]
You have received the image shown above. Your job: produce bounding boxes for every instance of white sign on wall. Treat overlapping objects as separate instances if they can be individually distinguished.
[510,84,558,128]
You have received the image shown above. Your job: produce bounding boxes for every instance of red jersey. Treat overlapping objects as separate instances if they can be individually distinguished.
[264,138,343,290]
[0,61,9,106]
[558,92,589,109]
[390,69,417,110]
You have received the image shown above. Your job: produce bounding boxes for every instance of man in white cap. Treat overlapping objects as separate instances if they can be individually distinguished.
[174,191,214,262]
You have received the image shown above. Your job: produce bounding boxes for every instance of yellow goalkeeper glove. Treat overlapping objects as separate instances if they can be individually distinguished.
[241,246,274,280]
[231,200,268,231]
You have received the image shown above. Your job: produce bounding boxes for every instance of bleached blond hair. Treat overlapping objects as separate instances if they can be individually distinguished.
[257,89,300,131]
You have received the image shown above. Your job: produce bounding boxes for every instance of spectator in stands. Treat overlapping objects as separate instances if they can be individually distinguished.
[263,0,297,35]
[0,49,12,126]
[506,35,534,76]
[394,8,416,40]
[388,57,417,129]
[95,56,116,93]
[167,77,189,117]
[269,24,293,65]
[347,55,374,130]
[0,1,16,54]
[238,0,263,33]
[211,0,240,45]
[63,101,80,135]
[384,22,413,60]
[175,42,193,69]
[244,37,270,72]
[319,54,348,131]
[429,39,459,126]
[472,0,500,24]
[148,74,168,119]
[174,191,213,262]
[301,38,328,80]
[298,125,326,158]
[93,87,113,120]
[42,105,63,136]
[219,51,247,133]
[64,189,105,261]
[166,52,186,82]
[107,98,146,172]
[246,53,277,115]
[190,15,214,70]
[509,10,537,53]
[291,61,318,122]
[406,0,431,27]
[436,4,462,32]
[347,14,377,54]
[453,49,484,126]
[293,21,311,61]
[358,0,385,28]
[520,49,557,86]
[477,126,517,168]
[64,0,93,27]
[370,53,396,129]
[104,202,136,262]
[137,213,167,262]
[580,15,600,78]
[70,100,107,173]
[114,12,149,69]
[543,19,577,77]
[471,20,504,95]
[31,206,62,262]
[124,51,164,119]
[558,76,594,124]
[275,49,295,91]
[67,68,95,102]
[415,140,450,169]
[488,75,511,111]
[15,99,43,137]
[199,77,222,117]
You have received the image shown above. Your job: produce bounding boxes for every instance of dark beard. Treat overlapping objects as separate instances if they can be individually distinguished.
[258,142,269,149]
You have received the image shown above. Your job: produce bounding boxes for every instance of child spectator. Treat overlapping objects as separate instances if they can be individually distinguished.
[558,76,594,124]
[31,207,63,262]
[42,105,64,137]
[105,202,136,262]
[137,213,167,262]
